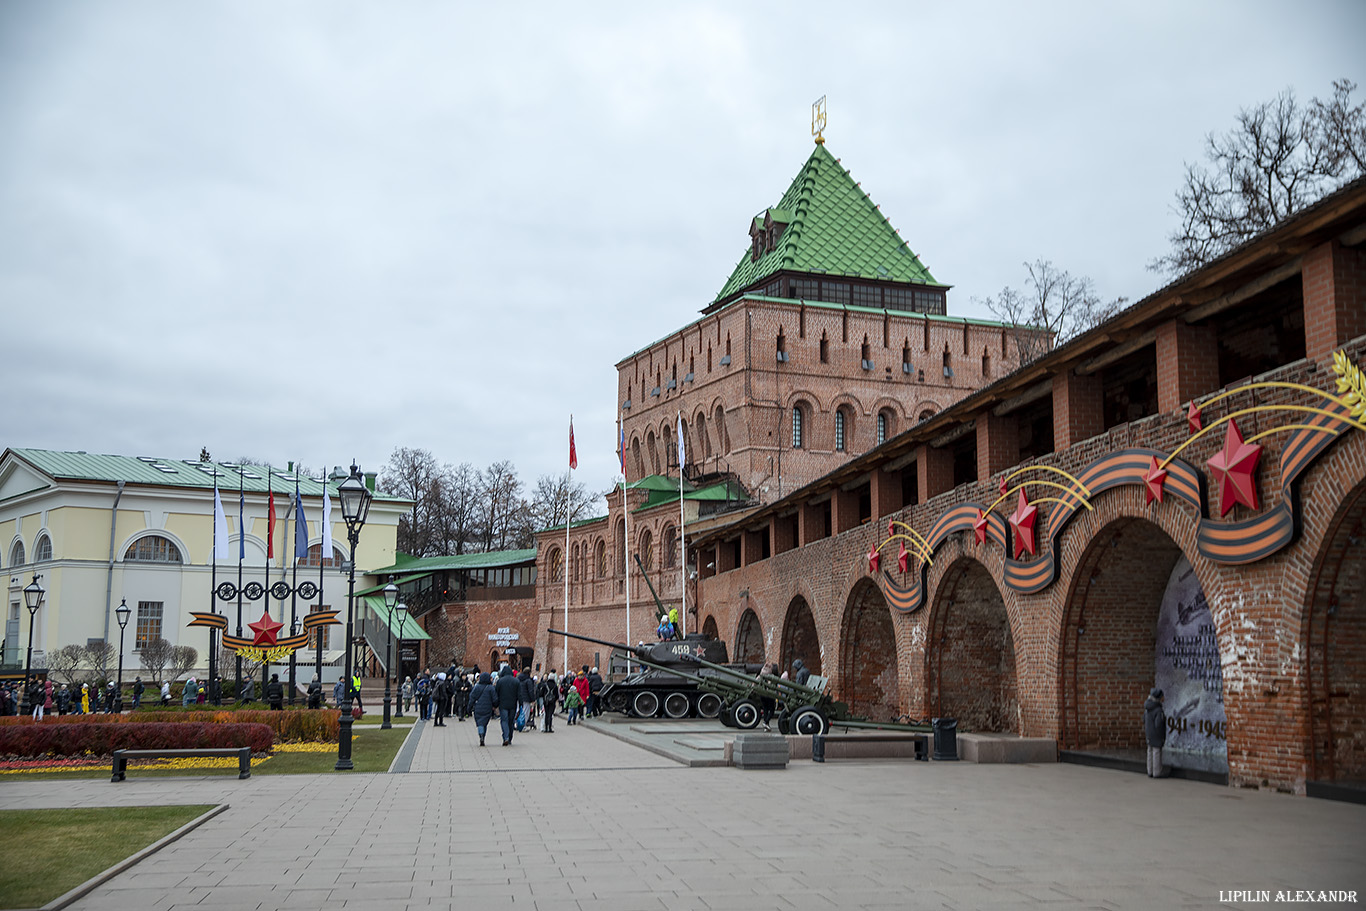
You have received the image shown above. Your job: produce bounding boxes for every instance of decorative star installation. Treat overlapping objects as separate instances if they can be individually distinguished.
[998,476,1009,497]
[1143,456,1169,505]
[897,541,909,574]
[867,547,880,574]
[249,609,284,647]
[973,508,989,545]
[1206,418,1262,517]
[1009,489,1039,559]
[1187,400,1203,434]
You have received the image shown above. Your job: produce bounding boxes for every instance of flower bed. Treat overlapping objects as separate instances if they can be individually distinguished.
[0,721,274,758]
[0,709,338,742]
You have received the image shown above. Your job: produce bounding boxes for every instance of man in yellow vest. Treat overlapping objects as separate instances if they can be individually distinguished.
[350,673,364,714]
[669,606,681,640]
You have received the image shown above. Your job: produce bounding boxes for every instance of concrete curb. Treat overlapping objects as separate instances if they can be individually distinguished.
[35,802,229,911]
[388,717,426,773]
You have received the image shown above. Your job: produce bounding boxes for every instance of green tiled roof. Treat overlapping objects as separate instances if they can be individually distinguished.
[714,143,939,303]
[367,549,538,576]
[6,448,408,502]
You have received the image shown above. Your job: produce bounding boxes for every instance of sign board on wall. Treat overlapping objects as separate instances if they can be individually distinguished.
[1154,555,1228,774]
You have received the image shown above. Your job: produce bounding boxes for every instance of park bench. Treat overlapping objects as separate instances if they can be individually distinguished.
[111,747,252,781]
[811,731,928,763]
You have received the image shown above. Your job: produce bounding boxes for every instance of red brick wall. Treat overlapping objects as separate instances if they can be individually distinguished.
[1303,240,1366,364]
[841,580,900,720]
[928,559,1019,732]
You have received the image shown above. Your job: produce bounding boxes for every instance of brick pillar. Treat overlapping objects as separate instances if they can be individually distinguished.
[870,468,901,521]
[1053,372,1104,450]
[1303,240,1366,364]
[917,444,953,503]
[976,412,1019,481]
[799,500,825,546]
[716,538,738,573]
[771,515,796,554]
[1155,319,1220,413]
[741,528,766,566]
[832,488,861,534]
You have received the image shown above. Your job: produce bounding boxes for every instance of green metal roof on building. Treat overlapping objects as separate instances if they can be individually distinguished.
[360,594,432,640]
[624,476,739,511]
[4,448,408,502]
[713,143,940,304]
[367,548,538,577]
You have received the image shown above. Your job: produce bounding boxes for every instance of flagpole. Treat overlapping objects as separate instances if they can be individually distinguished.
[209,470,219,702]
[620,416,632,669]
[315,473,325,690]
[236,467,244,699]
[287,467,298,705]
[678,411,687,637]
[263,467,272,699]
[563,471,571,676]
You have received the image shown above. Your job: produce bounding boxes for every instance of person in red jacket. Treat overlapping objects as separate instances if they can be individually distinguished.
[573,669,590,719]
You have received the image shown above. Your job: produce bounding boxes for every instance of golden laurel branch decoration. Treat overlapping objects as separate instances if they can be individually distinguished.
[1333,349,1366,421]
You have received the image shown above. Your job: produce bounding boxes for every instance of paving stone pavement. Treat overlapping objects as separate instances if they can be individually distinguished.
[0,716,1362,911]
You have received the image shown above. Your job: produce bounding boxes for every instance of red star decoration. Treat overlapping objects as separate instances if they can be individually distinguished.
[887,520,898,538]
[249,609,284,647]
[1187,400,1202,434]
[1206,418,1262,517]
[867,547,880,574]
[1143,456,1169,505]
[998,476,1009,498]
[897,541,909,573]
[1009,489,1039,559]
[693,645,707,658]
[973,508,989,545]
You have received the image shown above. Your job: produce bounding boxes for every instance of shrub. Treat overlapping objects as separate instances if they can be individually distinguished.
[0,721,274,757]
[1,708,339,742]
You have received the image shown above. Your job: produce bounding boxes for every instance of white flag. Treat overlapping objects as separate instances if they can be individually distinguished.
[212,488,230,560]
[676,412,686,469]
[321,485,334,556]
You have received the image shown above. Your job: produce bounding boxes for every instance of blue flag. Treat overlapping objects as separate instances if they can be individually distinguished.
[294,482,308,560]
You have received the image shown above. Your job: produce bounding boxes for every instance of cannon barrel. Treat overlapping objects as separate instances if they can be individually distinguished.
[547,628,655,660]
[679,652,825,699]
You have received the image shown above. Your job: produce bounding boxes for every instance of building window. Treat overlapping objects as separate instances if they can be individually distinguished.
[664,526,677,568]
[549,549,563,583]
[302,544,346,567]
[819,333,829,363]
[34,534,52,563]
[639,529,654,571]
[596,540,607,578]
[124,535,182,563]
[792,405,805,449]
[135,601,163,648]
[835,410,847,452]
[852,285,881,308]
[9,541,23,567]
[308,604,331,650]
[877,412,889,445]
[776,331,787,361]
[982,350,992,378]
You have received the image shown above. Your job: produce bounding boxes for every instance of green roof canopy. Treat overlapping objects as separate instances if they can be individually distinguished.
[367,548,537,577]
[713,143,939,304]
[361,594,431,640]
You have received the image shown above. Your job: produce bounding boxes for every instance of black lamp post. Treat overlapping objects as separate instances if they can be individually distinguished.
[380,582,398,730]
[393,601,408,718]
[335,463,372,771]
[19,574,44,716]
[115,599,131,712]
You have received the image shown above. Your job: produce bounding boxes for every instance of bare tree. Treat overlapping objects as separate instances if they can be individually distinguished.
[437,462,482,555]
[978,260,1125,363]
[480,460,531,551]
[529,474,598,533]
[138,637,174,683]
[1152,79,1365,276]
[383,447,446,558]
[168,645,199,682]
[47,644,85,686]
[217,646,264,685]
[81,641,116,680]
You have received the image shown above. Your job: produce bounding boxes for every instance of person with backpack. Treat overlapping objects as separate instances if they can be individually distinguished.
[431,674,449,727]
[469,672,496,746]
[415,673,430,720]
[587,667,604,717]
[563,676,584,725]
[538,672,559,732]
[517,669,536,732]
[494,666,520,746]
[657,615,673,640]
[266,673,284,711]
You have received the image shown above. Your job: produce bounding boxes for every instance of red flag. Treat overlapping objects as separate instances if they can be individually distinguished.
[569,419,578,470]
[267,487,276,559]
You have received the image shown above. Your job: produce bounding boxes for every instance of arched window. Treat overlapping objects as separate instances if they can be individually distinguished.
[714,405,729,454]
[549,548,563,583]
[639,529,654,571]
[33,534,52,563]
[615,519,626,576]
[124,535,182,563]
[572,543,580,582]
[596,540,607,578]
[835,409,847,452]
[9,540,25,567]
[982,349,991,378]
[792,405,805,449]
[647,430,659,475]
[663,525,678,568]
[877,410,892,445]
[302,543,346,567]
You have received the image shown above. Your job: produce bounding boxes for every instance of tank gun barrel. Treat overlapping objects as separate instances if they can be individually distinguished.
[548,628,649,659]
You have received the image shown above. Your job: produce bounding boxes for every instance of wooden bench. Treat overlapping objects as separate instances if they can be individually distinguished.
[811,732,928,763]
[111,747,252,781]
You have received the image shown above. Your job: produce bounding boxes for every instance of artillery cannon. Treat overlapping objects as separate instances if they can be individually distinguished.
[547,628,758,719]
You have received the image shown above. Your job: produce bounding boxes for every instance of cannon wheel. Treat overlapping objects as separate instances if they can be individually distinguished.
[775,711,791,735]
[719,704,736,727]
[788,706,829,736]
[731,698,761,730]
[696,692,723,719]
[605,690,629,713]
[663,691,691,719]
[632,690,660,718]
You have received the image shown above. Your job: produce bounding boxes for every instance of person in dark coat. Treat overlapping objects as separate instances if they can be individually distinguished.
[469,672,496,746]
[517,670,536,731]
[587,667,604,717]
[432,675,449,726]
[538,672,559,732]
[1144,687,1168,778]
[132,677,145,710]
[266,673,284,711]
[792,659,811,687]
[454,671,472,721]
[307,675,323,709]
[494,666,521,746]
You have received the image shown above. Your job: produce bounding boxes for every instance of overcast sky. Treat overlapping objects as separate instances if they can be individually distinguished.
[2,1,1363,507]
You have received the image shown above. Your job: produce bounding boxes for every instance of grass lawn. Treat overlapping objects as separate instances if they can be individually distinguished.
[0,727,412,780]
[0,804,213,909]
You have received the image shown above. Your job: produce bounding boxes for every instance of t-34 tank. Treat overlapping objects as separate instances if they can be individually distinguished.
[548,628,753,719]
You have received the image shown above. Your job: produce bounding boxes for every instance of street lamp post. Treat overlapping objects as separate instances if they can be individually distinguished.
[19,574,44,717]
[394,601,408,719]
[335,463,372,771]
[115,599,131,712]
[380,582,398,730]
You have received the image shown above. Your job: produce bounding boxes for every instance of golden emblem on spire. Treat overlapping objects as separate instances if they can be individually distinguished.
[812,95,827,145]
